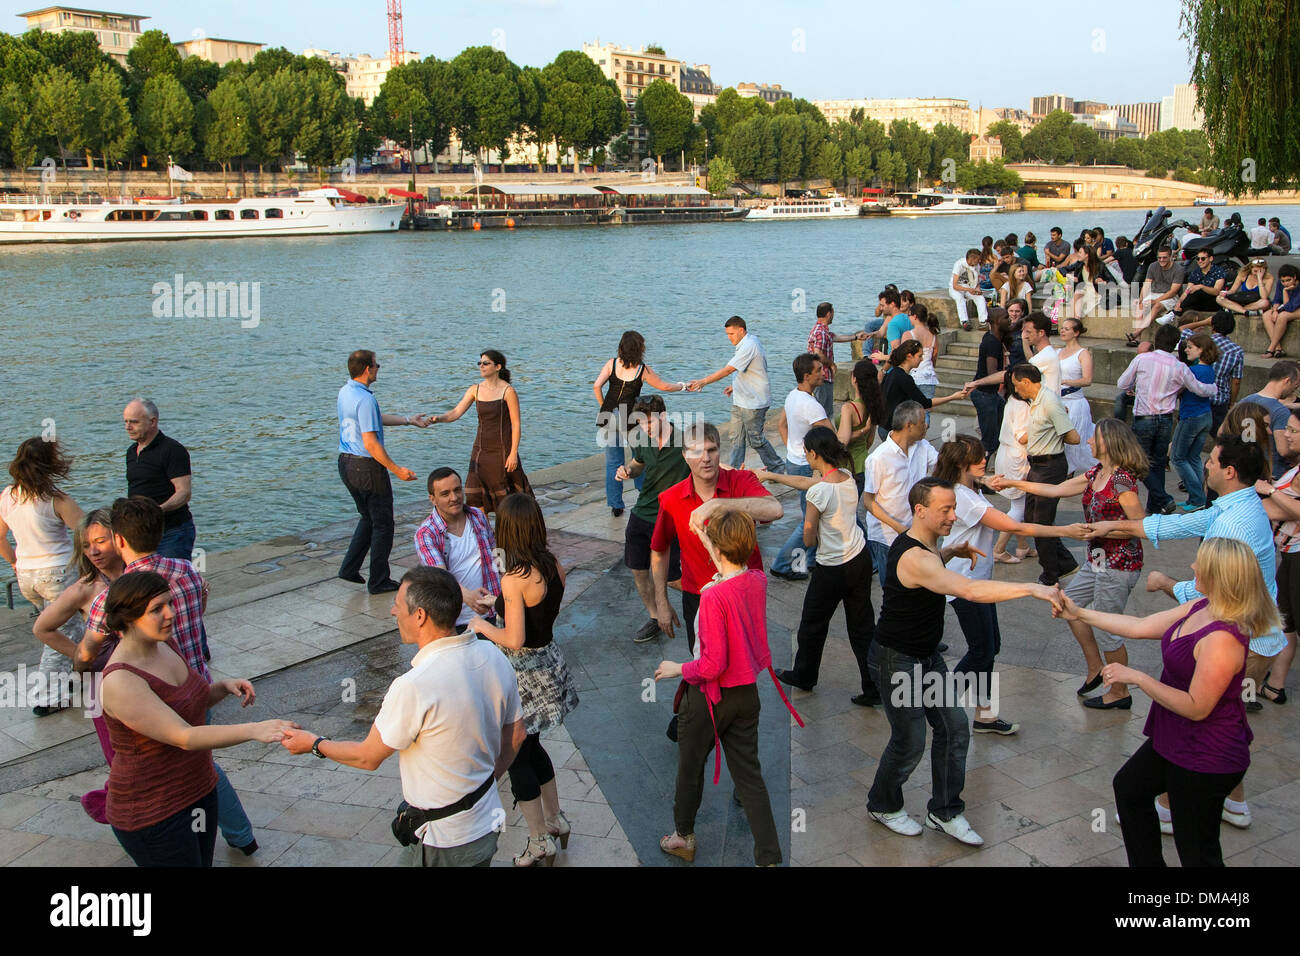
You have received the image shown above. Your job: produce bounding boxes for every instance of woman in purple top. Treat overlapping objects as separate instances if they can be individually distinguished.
[1055,537,1279,867]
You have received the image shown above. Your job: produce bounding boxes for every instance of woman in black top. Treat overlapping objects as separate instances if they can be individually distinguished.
[874,341,966,441]
[467,493,579,866]
[967,309,1013,457]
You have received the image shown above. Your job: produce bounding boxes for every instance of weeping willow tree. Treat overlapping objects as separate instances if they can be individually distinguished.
[1183,0,1300,194]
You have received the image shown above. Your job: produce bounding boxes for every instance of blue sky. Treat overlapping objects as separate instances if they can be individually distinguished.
[3,0,1196,106]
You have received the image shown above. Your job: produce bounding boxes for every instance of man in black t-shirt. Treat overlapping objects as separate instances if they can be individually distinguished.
[866,479,1057,847]
[124,399,195,561]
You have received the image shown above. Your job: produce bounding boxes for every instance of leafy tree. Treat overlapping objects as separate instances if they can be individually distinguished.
[955,159,1024,193]
[0,82,40,187]
[24,29,114,81]
[517,64,546,170]
[372,57,455,172]
[709,87,769,141]
[1022,109,1075,163]
[843,144,870,187]
[179,56,221,103]
[1146,167,1168,179]
[449,46,523,163]
[1184,0,1300,192]
[33,67,84,171]
[635,79,694,170]
[929,121,969,181]
[204,74,250,189]
[706,155,736,195]
[725,114,774,184]
[887,119,930,186]
[353,96,381,163]
[136,73,195,168]
[81,63,134,186]
[985,119,1023,163]
[540,50,625,173]
[812,139,842,184]
[127,29,181,85]
[770,112,804,190]
[0,33,48,89]
[250,47,297,77]
[296,70,357,178]
[773,98,796,116]
[610,133,632,164]
[1069,123,1101,165]
[1110,136,1144,168]
[645,43,666,55]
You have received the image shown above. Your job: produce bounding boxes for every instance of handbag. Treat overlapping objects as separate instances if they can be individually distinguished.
[390,774,495,846]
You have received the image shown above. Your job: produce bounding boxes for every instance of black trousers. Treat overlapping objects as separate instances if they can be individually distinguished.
[1113,738,1245,867]
[1024,453,1077,582]
[788,547,876,695]
[112,787,219,867]
[338,454,395,591]
[969,388,1005,459]
[1181,290,1222,313]
[507,732,555,803]
[682,589,702,656]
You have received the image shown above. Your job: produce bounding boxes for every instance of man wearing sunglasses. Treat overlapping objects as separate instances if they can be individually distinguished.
[1174,252,1228,317]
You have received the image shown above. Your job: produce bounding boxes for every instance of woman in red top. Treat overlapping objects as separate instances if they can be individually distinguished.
[654,511,800,866]
[101,572,295,866]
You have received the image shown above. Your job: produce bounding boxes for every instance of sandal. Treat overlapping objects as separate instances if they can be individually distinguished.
[1263,350,1276,358]
[546,810,571,849]
[660,831,696,862]
[1125,333,1140,347]
[993,551,1022,564]
[513,834,557,867]
[1262,682,1288,705]
[1016,547,1037,559]
[1276,348,1288,358]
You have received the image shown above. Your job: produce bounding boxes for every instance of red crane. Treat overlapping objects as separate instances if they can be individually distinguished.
[387,0,406,66]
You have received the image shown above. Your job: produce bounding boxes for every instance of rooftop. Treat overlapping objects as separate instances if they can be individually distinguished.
[18,6,146,18]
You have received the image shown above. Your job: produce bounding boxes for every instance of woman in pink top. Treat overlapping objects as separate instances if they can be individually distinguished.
[654,511,801,866]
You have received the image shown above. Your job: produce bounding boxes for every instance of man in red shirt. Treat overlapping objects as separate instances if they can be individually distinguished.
[650,422,783,654]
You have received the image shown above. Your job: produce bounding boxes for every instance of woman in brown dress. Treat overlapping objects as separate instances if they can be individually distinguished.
[429,349,533,513]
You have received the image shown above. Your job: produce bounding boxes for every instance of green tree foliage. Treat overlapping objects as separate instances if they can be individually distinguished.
[296,70,357,176]
[540,50,626,173]
[33,66,84,171]
[955,159,1023,193]
[887,119,929,185]
[127,29,181,90]
[25,29,113,81]
[81,63,134,185]
[179,57,221,103]
[1022,109,1075,163]
[0,82,40,186]
[645,44,666,55]
[706,155,736,195]
[985,119,1023,162]
[250,47,296,77]
[204,75,251,187]
[0,33,48,88]
[1184,0,1300,192]
[812,140,842,183]
[1110,136,1145,168]
[371,57,455,171]
[516,64,546,170]
[1069,123,1101,165]
[635,79,694,168]
[449,46,523,162]
[709,87,770,141]
[929,122,969,181]
[725,114,775,183]
[136,73,195,166]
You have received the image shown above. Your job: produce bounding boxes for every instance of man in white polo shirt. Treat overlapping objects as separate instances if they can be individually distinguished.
[862,401,938,585]
[771,353,832,580]
[1021,311,1061,394]
[281,566,525,867]
[689,316,786,471]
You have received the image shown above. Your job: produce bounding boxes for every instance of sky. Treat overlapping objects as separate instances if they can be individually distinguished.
[1,0,1197,107]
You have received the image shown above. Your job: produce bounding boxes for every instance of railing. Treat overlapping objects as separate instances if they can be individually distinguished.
[0,193,140,206]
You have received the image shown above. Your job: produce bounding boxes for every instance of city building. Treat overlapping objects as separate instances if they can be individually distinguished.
[16,6,146,64]
[812,97,972,132]
[973,106,1035,136]
[1072,100,1109,116]
[679,63,719,118]
[1070,110,1140,142]
[176,37,263,67]
[1159,83,1204,132]
[969,134,1003,162]
[736,82,791,103]
[1113,101,1161,138]
[303,49,420,106]
[1031,93,1073,116]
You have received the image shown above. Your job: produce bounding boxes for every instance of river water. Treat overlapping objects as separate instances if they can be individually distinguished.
[4,202,1292,550]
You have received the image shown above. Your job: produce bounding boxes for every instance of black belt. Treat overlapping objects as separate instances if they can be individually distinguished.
[339,452,376,460]
[1134,413,1174,420]
[1027,453,1066,464]
[1060,386,1081,396]
[391,774,496,845]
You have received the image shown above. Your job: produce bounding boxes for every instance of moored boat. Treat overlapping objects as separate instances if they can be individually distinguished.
[1194,195,1227,207]
[889,189,1004,216]
[746,192,859,221]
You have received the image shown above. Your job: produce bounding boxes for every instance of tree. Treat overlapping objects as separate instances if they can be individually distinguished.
[985,119,1023,163]
[645,43,666,55]
[1069,123,1101,165]
[127,29,181,90]
[887,119,930,186]
[372,57,455,172]
[296,70,357,178]
[929,121,969,181]
[1110,136,1145,169]
[0,82,40,188]
[1184,0,1300,193]
[24,29,114,81]
[449,46,523,163]
[635,79,694,170]
[33,67,84,172]
[1022,109,1075,164]
[250,47,297,77]
[517,64,546,170]
[710,87,769,141]
[812,140,842,184]
[706,155,735,195]
[81,63,133,186]
[136,73,195,169]
[770,112,804,192]
[179,56,221,103]
[842,144,870,188]
[725,114,775,184]
[540,50,626,174]
[0,33,48,89]
[204,75,250,189]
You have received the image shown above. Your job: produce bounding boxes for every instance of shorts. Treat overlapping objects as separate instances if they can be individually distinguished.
[1062,563,1140,652]
[625,513,681,580]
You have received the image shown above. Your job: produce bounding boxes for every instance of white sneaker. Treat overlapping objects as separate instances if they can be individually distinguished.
[1221,805,1252,829]
[869,809,922,836]
[1159,819,1173,835]
[925,812,984,846]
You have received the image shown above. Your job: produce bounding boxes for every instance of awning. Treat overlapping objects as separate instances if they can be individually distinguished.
[386,188,423,199]
[333,187,368,203]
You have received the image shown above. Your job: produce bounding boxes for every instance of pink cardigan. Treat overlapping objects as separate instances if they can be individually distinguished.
[681,570,803,782]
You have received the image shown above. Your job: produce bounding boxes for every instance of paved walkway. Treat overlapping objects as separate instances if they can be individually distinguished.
[3,414,1298,867]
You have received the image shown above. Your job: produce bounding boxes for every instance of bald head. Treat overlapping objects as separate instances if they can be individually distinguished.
[123,399,159,444]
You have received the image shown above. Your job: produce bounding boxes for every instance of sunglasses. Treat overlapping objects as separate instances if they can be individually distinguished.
[477,360,494,366]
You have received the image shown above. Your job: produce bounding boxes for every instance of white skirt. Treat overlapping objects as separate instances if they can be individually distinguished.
[1062,393,1097,474]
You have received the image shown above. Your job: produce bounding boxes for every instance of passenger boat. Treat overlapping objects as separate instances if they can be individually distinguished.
[889,189,1003,216]
[1193,196,1227,207]
[746,193,859,220]
[0,188,402,243]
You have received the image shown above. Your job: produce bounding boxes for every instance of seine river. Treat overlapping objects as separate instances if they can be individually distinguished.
[4,202,1292,550]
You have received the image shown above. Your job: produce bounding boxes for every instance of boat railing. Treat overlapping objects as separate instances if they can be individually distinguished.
[0,193,148,206]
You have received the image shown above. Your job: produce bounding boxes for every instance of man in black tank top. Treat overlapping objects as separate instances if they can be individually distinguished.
[867,479,1059,846]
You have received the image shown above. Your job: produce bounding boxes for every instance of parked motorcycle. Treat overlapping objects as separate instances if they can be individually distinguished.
[1131,206,1194,285]
[1179,212,1251,272]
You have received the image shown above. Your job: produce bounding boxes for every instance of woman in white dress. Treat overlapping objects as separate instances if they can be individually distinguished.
[1057,318,1097,475]
[992,376,1034,563]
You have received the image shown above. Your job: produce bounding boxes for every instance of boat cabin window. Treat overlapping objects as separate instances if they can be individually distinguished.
[240,209,259,220]
[265,208,283,219]
[106,209,155,221]
[156,210,207,221]
[215,209,234,221]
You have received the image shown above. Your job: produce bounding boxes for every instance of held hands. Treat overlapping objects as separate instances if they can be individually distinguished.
[654,660,683,681]
[469,588,495,616]
[1049,587,1082,620]
[985,473,1009,492]
[686,380,706,393]
[1081,521,1114,540]
[280,727,320,754]
[1060,523,1094,540]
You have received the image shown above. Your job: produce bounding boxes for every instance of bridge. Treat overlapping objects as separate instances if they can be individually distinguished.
[1008,163,1213,209]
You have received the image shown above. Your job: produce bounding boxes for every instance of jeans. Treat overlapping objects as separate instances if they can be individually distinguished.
[1113,389,1134,424]
[1113,738,1245,867]
[772,462,816,573]
[604,438,644,510]
[156,518,196,562]
[813,381,834,421]
[1132,414,1175,512]
[728,406,785,470]
[1170,412,1212,507]
[866,643,970,820]
[112,787,219,867]
[867,538,890,586]
[969,389,1005,459]
[917,383,936,426]
[788,547,876,694]
[209,710,255,849]
[1024,454,1077,583]
[952,598,1001,708]
[863,317,885,335]
[338,453,395,591]
[16,566,76,706]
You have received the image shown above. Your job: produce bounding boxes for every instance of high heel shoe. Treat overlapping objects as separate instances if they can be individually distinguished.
[546,810,571,849]
[993,551,1022,564]
[1016,546,1037,559]
[513,834,557,867]
[660,831,696,862]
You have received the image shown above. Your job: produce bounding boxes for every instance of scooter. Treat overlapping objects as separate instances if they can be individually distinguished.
[1131,206,1194,285]
[1179,212,1251,271]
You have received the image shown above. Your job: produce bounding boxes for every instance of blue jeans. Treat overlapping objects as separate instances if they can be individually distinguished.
[1132,414,1175,512]
[863,317,885,335]
[604,438,643,510]
[1170,413,1211,507]
[113,787,219,867]
[813,381,834,421]
[209,709,255,849]
[867,538,890,585]
[157,519,196,561]
[952,598,1001,708]
[728,405,785,470]
[866,642,970,820]
[772,462,816,573]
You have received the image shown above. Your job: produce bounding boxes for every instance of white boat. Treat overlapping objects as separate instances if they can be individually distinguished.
[0,188,403,243]
[889,189,1004,216]
[1194,196,1227,207]
[746,193,859,220]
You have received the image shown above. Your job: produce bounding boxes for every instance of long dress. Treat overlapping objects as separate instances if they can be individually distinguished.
[1059,349,1098,474]
[465,392,534,513]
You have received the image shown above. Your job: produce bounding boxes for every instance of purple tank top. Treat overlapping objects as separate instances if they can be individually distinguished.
[1144,600,1252,774]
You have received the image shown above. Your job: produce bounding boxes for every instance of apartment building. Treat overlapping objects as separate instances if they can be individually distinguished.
[303,49,420,106]
[812,97,972,132]
[16,6,146,64]
[176,37,263,68]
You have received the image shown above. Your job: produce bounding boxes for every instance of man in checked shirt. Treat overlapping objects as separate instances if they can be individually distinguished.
[75,496,260,856]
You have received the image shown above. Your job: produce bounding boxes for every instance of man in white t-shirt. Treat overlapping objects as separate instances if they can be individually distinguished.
[771,353,831,579]
[862,401,938,584]
[281,566,525,867]
[689,316,785,471]
[1022,311,1061,394]
[950,248,988,330]
[414,468,501,627]
[1250,217,1275,255]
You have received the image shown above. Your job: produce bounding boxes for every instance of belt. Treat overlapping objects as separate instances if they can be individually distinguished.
[1027,453,1066,464]
[1060,386,1081,396]
[1134,413,1174,420]
[339,452,375,460]
[409,774,495,824]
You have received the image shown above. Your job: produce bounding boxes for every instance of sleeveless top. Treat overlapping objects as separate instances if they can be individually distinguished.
[1145,599,1252,774]
[834,400,873,475]
[495,567,564,648]
[0,486,73,571]
[598,359,646,433]
[875,534,948,657]
[1080,465,1142,571]
[907,332,940,386]
[103,643,218,831]
[1058,349,1086,398]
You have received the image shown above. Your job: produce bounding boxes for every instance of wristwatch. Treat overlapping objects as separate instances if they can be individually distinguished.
[311,736,330,758]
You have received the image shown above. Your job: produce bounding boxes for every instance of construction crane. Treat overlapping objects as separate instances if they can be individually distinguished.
[387,0,406,67]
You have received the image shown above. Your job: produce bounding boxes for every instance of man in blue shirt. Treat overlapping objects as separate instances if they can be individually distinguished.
[1174,251,1228,314]
[1262,264,1300,358]
[882,288,913,349]
[338,349,426,593]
